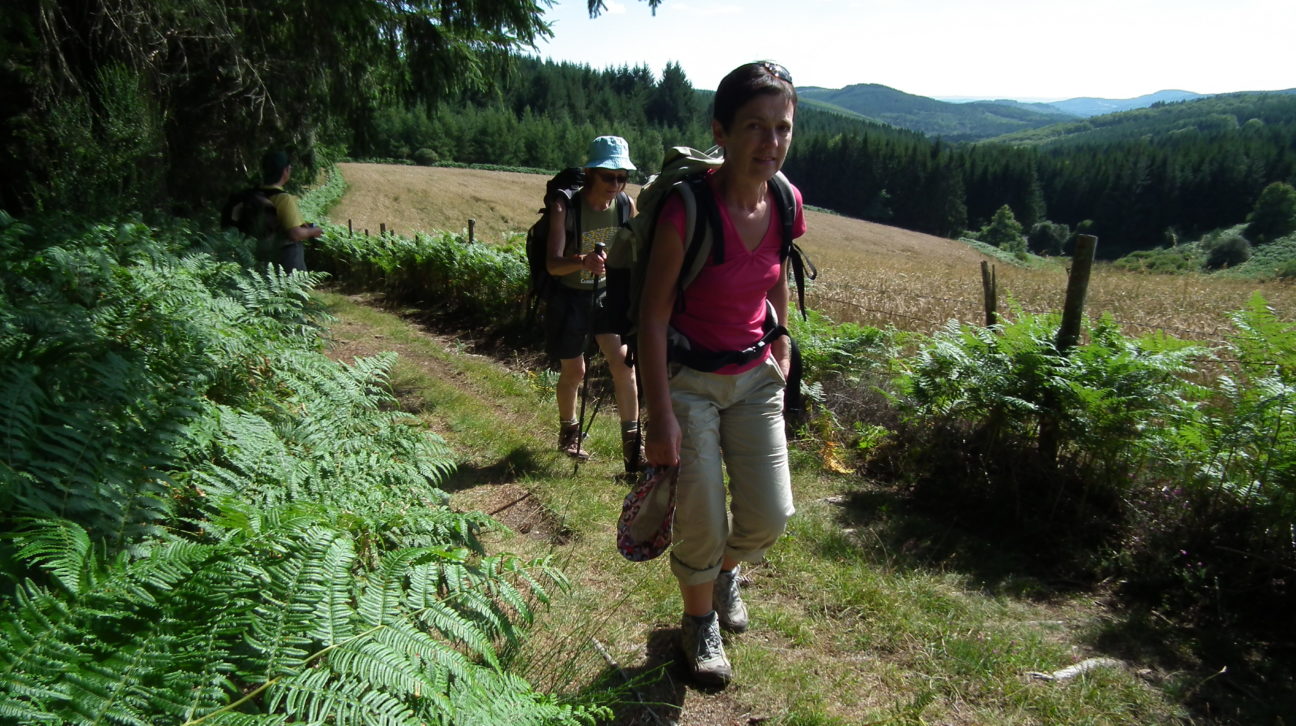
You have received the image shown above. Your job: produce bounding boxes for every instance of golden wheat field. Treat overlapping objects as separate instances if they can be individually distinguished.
[331,163,1295,342]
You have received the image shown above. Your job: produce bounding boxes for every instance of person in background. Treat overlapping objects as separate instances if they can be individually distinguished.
[638,62,805,687]
[544,136,642,474]
[260,150,323,273]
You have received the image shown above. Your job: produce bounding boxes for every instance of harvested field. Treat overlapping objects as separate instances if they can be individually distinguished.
[331,163,1296,340]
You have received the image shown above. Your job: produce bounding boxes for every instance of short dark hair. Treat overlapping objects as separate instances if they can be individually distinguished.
[260,150,290,184]
[712,62,797,132]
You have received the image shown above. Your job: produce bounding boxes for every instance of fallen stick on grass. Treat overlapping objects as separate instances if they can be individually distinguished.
[1026,657,1125,682]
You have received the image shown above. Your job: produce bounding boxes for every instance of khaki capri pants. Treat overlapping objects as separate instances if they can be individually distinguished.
[667,355,796,586]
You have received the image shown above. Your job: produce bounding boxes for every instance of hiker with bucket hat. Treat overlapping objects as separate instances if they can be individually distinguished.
[544,135,643,473]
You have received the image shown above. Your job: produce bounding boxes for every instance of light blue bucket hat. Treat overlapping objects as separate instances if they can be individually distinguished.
[584,135,636,170]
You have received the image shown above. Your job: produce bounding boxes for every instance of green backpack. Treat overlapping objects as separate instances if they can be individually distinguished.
[604,145,815,373]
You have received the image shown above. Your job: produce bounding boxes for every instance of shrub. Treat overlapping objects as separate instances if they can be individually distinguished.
[1113,245,1205,274]
[977,204,1026,252]
[0,211,605,725]
[893,311,1203,565]
[1202,230,1252,269]
[1118,294,1296,629]
[414,147,439,166]
[1278,258,1296,280]
[1245,181,1296,245]
[1027,220,1070,256]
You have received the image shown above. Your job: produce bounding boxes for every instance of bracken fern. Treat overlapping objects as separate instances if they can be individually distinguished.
[0,210,606,724]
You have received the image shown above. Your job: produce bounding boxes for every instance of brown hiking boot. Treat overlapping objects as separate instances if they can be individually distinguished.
[559,422,590,460]
[621,426,645,474]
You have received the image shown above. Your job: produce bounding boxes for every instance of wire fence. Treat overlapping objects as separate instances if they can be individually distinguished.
[808,281,1244,342]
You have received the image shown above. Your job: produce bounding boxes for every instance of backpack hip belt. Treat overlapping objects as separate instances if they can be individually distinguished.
[666,301,787,373]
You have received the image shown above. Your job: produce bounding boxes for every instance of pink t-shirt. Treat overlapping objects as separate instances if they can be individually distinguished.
[659,172,806,374]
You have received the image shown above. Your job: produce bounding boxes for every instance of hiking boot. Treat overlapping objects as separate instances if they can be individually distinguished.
[680,612,731,687]
[558,423,590,460]
[621,426,646,475]
[714,567,749,633]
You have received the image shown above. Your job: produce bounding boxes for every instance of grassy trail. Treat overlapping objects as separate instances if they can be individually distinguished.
[318,289,1184,726]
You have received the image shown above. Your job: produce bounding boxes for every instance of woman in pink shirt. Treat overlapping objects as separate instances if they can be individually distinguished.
[638,61,805,688]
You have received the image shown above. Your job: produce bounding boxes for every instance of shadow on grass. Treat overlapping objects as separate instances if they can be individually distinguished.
[593,626,730,726]
[824,486,1082,600]
[823,482,1296,725]
[440,446,548,492]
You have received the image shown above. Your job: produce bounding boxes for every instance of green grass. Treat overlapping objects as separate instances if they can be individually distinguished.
[318,290,1189,725]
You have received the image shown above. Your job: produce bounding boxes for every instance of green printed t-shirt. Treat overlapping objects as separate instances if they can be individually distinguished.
[559,195,620,291]
[260,185,306,233]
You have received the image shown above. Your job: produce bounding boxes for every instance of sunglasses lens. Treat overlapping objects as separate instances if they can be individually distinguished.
[762,62,792,84]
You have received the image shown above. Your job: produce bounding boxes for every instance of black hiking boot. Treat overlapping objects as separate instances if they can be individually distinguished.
[621,426,645,475]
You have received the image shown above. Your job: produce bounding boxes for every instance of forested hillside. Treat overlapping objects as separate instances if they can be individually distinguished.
[352,59,1296,261]
[798,83,1073,141]
[5,1,1294,265]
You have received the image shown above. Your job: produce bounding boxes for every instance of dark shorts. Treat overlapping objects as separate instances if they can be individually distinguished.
[545,286,615,360]
[279,241,306,273]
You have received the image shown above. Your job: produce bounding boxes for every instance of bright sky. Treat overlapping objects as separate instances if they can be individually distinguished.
[530,0,1295,101]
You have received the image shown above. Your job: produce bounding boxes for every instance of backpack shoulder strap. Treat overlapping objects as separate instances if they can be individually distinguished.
[768,173,818,320]
[547,188,581,254]
[769,173,796,257]
[673,175,725,312]
[616,191,632,226]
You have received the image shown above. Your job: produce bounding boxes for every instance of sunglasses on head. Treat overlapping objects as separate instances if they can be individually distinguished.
[759,61,793,85]
[595,170,628,185]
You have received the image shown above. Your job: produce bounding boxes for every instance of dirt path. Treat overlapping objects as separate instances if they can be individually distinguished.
[323,292,763,725]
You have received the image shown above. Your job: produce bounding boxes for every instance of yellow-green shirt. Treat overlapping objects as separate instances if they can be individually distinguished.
[559,196,620,291]
[260,185,305,232]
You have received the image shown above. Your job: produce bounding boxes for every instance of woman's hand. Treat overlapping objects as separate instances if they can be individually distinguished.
[580,250,606,276]
[645,411,681,468]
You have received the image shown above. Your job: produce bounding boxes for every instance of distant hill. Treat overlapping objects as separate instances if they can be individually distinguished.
[798,84,1296,142]
[1045,90,1204,117]
[797,83,1071,142]
[986,89,1296,147]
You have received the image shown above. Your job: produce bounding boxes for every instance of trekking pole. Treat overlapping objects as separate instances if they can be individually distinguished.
[574,380,608,476]
[574,242,606,464]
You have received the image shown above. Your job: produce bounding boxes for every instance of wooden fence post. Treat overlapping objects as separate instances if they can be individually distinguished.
[981,261,997,327]
[348,219,353,237]
[468,219,476,244]
[1041,233,1098,466]
[380,223,387,237]
[1055,234,1098,352]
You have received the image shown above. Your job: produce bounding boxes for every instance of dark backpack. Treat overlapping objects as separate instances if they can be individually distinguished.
[524,168,631,322]
[604,146,816,418]
[221,187,284,262]
[605,147,815,359]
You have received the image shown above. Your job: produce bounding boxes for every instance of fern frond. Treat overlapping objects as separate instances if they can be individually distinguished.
[371,618,474,683]
[267,668,418,726]
[243,528,344,680]
[62,630,176,726]
[0,584,85,699]
[13,518,94,596]
[300,534,354,643]
[412,599,498,670]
